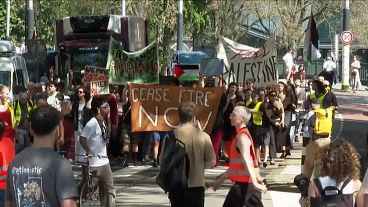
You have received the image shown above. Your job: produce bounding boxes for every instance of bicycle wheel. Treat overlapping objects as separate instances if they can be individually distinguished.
[79,176,108,207]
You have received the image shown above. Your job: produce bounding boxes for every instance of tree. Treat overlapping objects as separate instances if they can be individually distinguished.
[208,0,248,40]
[125,0,213,73]
[350,1,368,46]
[0,0,26,45]
[250,0,340,51]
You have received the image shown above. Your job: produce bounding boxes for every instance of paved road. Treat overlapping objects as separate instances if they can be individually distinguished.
[73,85,368,206]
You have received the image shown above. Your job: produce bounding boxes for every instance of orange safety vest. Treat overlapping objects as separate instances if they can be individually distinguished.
[228,127,258,183]
[0,137,15,189]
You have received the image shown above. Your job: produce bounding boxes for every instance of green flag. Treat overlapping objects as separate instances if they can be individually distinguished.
[106,37,158,84]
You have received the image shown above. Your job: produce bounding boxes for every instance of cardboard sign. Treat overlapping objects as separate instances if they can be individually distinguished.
[90,81,109,96]
[83,66,109,83]
[129,84,224,134]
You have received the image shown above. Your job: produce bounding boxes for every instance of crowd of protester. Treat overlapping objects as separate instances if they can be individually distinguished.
[4,61,368,206]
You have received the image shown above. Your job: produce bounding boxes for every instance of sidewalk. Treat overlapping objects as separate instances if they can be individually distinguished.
[332,82,368,97]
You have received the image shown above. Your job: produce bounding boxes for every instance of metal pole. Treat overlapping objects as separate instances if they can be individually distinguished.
[334,34,339,80]
[341,0,350,91]
[121,0,126,16]
[6,0,11,39]
[177,0,183,51]
[26,0,35,40]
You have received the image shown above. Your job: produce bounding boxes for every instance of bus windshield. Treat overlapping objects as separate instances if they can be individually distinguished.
[72,51,108,72]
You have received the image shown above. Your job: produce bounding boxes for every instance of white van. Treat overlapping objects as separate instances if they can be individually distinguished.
[0,41,29,94]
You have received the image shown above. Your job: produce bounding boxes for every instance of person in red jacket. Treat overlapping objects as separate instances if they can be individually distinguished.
[213,106,267,207]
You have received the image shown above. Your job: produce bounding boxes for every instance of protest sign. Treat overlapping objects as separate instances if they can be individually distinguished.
[83,65,109,83]
[217,36,278,86]
[106,37,158,84]
[129,83,224,134]
[90,81,109,96]
[83,66,109,95]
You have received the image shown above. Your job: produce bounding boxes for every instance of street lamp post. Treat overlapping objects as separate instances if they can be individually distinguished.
[26,0,35,40]
[6,0,11,39]
[121,0,126,16]
[341,0,350,91]
[177,0,183,51]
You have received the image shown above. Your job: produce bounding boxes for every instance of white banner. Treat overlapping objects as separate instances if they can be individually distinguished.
[217,36,278,86]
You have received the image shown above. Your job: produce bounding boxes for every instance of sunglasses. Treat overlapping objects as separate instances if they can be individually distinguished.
[270,94,277,97]
[78,91,84,94]
[100,103,110,108]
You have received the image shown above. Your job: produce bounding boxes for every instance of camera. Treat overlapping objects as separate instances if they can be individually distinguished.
[294,174,310,198]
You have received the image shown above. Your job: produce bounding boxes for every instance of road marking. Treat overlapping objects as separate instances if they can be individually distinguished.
[205,166,227,176]
[113,165,152,178]
[269,191,300,207]
[334,112,344,139]
[280,165,301,175]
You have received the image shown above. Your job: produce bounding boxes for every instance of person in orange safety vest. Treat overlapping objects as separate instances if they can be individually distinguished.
[213,106,267,207]
[0,119,15,204]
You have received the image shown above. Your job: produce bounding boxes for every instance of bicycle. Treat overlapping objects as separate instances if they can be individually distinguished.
[73,154,109,207]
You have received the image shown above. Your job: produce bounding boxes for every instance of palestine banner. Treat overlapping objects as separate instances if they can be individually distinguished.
[129,83,224,134]
[303,13,321,64]
[106,37,159,84]
[217,36,278,86]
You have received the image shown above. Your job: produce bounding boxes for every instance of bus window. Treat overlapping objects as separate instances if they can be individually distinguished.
[0,71,11,88]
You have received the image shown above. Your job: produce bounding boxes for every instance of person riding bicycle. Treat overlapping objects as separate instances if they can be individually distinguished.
[79,95,115,207]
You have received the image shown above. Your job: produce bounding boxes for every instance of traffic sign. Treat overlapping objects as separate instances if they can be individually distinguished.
[340,31,354,45]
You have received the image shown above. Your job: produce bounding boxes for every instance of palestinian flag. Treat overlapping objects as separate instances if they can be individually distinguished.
[303,13,321,63]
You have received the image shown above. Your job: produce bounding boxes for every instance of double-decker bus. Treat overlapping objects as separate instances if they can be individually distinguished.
[54,15,147,82]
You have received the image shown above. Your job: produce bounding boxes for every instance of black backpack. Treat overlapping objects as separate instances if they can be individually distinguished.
[310,178,354,207]
[156,131,190,193]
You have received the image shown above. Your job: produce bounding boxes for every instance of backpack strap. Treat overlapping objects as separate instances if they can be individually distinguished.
[314,178,325,196]
[340,178,352,191]
[314,177,352,196]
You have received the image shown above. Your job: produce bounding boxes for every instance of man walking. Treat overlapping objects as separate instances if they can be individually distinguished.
[161,102,216,207]
[5,105,78,207]
[303,98,334,179]
[321,56,336,88]
[79,95,115,207]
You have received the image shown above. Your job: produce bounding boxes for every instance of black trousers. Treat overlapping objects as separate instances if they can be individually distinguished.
[169,187,205,207]
[223,182,263,207]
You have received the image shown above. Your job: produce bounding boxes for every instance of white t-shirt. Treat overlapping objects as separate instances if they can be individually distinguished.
[323,60,336,72]
[283,52,293,69]
[81,117,109,167]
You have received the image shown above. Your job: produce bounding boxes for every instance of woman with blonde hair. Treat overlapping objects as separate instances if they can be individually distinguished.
[308,139,363,207]
[0,85,15,203]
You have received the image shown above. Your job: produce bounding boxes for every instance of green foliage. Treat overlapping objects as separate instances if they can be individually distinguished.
[4,0,367,70]
[0,0,26,45]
